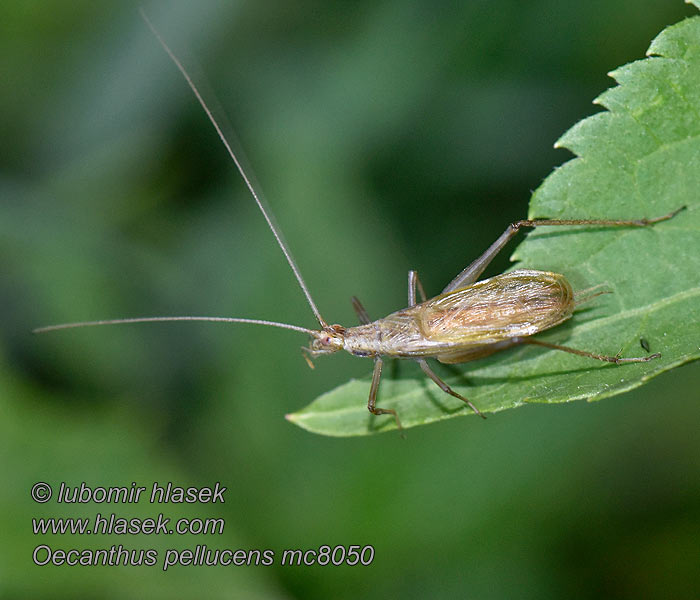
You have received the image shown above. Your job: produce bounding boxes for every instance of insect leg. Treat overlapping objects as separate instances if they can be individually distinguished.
[407,270,427,307]
[417,359,486,419]
[367,357,403,431]
[351,296,371,325]
[520,338,661,363]
[442,206,685,294]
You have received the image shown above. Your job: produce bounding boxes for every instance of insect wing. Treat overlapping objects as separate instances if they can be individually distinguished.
[418,269,575,345]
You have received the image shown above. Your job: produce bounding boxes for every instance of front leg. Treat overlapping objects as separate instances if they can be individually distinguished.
[367,357,403,432]
[351,296,371,325]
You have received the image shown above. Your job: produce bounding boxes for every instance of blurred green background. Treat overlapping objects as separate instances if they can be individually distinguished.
[2,0,699,598]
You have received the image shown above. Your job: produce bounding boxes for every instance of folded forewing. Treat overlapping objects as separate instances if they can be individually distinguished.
[418,269,575,345]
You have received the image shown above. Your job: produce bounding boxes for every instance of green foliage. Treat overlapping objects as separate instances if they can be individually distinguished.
[4,2,700,599]
[289,8,700,436]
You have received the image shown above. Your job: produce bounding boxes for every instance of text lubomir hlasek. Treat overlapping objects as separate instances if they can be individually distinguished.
[54,482,226,504]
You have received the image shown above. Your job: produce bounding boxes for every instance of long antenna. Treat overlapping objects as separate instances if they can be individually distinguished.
[34,316,317,335]
[140,9,328,329]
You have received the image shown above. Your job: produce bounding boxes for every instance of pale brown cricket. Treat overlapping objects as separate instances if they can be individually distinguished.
[34,12,685,431]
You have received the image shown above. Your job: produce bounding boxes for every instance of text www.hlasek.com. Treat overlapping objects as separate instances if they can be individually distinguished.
[33,513,224,536]
[31,481,375,570]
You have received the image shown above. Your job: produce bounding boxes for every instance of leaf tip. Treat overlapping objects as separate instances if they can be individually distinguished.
[285,410,319,434]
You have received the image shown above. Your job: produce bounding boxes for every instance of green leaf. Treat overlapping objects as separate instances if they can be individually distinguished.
[288,6,700,436]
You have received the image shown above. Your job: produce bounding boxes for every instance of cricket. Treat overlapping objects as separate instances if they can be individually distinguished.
[35,12,684,431]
